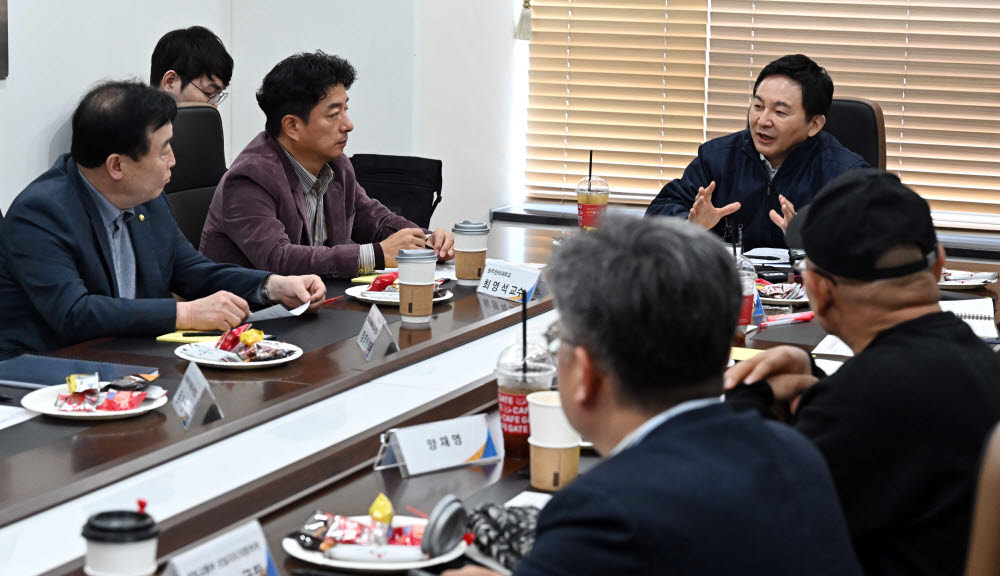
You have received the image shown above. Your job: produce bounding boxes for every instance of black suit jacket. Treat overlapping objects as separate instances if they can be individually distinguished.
[0,155,268,359]
[515,404,863,576]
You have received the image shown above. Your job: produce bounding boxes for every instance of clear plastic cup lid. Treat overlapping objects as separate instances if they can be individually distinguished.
[396,248,437,263]
[576,176,609,192]
[452,220,489,235]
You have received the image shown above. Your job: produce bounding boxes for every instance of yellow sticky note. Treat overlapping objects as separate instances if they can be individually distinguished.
[156,331,220,344]
[730,347,763,362]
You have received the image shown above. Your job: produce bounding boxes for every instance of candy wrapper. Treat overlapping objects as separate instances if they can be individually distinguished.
[216,324,251,351]
[55,392,100,412]
[240,340,293,362]
[66,373,100,394]
[368,272,399,292]
[97,390,148,411]
[289,510,335,551]
[102,373,159,392]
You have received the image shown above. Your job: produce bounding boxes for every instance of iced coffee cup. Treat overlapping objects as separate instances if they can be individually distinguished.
[576,176,609,230]
[527,390,582,491]
[82,507,159,576]
[452,220,490,286]
[495,342,557,460]
[396,248,437,324]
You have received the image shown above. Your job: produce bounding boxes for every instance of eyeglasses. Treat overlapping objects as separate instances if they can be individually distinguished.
[189,82,228,106]
[545,321,577,354]
[795,258,839,286]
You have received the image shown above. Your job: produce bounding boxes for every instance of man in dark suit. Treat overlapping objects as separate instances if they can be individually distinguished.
[0,80,325,359]
[445,217,862,576]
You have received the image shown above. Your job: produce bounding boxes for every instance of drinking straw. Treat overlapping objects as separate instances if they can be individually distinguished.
[522,287,528,381]
[587,150,594,192]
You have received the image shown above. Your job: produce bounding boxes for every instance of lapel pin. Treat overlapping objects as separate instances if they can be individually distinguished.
[139,214,145,222]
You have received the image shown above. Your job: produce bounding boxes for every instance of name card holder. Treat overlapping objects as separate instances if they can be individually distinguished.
[356,304,399,361]
[477,260,547,303]
[375,414,501,477]
[172,363,223,430]
[164,520,276,576]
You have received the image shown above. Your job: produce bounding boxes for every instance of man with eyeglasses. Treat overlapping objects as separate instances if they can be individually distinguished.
[725,169,1000,576]
[445,216,861,576]
[150,26,231,107]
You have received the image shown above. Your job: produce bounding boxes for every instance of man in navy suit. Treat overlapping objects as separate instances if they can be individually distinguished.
[0,80,326,359]
[445,217,862,576]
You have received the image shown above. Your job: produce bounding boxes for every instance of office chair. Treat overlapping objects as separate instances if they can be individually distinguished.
[350,154,443,229]
[965,422,1000,576]
[164,104,227,248]
[823,97,886,170]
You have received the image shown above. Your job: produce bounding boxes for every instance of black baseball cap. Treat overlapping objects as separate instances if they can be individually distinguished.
[786,169,938,281]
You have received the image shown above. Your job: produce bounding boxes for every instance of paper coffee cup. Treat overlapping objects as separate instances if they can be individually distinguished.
[396,248,437,323]
[528,438,580,491]
[527,390,581,447]
[452,220,490,285]
[83,510,159,576]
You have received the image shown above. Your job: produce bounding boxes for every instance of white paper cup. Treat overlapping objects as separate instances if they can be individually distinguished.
[453,221,490,285]
[527,390,582,447]
[397,249,437,323]
[83,510,159,576]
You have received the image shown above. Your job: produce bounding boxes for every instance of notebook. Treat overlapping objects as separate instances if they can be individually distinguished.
[0,355,158,390]
[939,297,999,339]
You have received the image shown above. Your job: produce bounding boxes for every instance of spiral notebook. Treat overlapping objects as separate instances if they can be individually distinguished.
[940,298,998,339]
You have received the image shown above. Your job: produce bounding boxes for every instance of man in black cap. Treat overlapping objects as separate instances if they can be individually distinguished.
[725,168,1000,576]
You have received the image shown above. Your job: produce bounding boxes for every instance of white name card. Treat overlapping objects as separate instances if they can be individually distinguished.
[357,304,389,361]
[164,520,275,576]
[172,363,210,429]
[477,260,542,302]
[375,414,501,477]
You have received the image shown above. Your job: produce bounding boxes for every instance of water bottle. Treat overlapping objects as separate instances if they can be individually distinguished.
[733,226,758,337]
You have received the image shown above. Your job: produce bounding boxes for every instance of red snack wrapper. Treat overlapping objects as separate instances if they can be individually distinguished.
[369,272,399,292]
[97,390,148,411]
[216,324,251,352]
[320,516,371,551]
[387,524,424,546]
[56,392,99,412]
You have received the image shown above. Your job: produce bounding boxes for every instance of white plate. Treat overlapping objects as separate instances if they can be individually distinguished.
[345,285,454,307]
[939,280,993,290]
[20,384,168,420]
[760,296,810,307]
[281,515,467,573]
[174,342,303,369]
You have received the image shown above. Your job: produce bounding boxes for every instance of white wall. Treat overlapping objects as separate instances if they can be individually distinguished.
[413,1,526,229]
[228,0,417,159]
[0,0,524,221]
[0,0,232,210]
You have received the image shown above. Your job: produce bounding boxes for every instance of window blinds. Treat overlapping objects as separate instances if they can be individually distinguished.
[526,0,1000,230]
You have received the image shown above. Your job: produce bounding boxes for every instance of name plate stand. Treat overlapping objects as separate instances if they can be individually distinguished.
[171,363,223,430]
[476,260,545,303]
[356,304,398,361]
[375,414,501,477]
[164,520,276,576]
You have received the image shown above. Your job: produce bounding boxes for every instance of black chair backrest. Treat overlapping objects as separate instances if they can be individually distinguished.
[167,187,216,250]
[162,104,227,248]
[822,97,886,170]
[350,154,443,229]
[164,104,227,195]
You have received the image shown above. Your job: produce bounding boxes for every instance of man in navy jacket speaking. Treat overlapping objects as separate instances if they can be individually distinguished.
[646,54,867,251]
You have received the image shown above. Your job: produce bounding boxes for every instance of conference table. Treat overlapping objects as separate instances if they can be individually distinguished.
[0,221,996,576]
